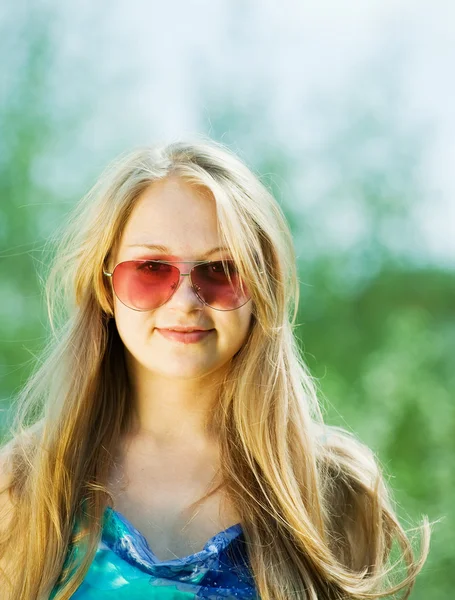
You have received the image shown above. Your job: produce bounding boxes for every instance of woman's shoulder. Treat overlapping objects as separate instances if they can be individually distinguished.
[315,424,384,496]
[0,446,15,580]
[0,425,46,524]
[0,446,15,518]
[316,423,376,457]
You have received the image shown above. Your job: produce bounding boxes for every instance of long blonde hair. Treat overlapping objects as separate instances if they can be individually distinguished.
[0,136,431,599]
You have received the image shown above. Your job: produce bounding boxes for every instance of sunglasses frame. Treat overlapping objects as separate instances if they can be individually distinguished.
[103,259,252,312]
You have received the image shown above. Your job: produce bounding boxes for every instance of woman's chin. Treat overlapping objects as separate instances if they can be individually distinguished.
[147,358,221,380]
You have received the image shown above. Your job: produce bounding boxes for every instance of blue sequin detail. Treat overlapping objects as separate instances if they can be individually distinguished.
[51,506,258,599]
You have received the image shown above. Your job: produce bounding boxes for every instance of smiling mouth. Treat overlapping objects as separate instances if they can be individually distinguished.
[160,328,211,332]
[156,328,214,344]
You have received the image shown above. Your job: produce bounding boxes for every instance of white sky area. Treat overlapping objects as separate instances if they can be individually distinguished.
[42,0,455,265]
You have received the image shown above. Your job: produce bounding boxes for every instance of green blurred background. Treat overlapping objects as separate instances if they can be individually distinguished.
[0,2,453,597]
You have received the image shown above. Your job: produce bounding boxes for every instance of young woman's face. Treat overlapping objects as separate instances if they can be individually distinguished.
[110,176,253,380]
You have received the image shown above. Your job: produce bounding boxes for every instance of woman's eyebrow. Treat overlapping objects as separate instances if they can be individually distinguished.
[127,243,231,259]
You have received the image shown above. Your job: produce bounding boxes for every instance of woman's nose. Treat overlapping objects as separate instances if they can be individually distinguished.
[168,272,204,308]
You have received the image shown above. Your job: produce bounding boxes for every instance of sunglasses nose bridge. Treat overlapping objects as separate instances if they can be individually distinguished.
[170,269,203,303]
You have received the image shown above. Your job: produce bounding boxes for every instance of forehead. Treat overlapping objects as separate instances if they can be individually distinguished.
[116,177,224,259]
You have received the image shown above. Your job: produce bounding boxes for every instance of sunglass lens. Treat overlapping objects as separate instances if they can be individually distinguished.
[112,261,179,310]
[191,261,250,310]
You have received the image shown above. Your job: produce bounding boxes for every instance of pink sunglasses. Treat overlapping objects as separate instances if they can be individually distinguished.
[103,259,251,311]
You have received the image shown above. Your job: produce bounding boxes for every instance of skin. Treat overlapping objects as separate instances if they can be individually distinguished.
[109,175,253,459]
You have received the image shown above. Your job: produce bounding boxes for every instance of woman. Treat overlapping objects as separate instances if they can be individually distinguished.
[0,137,430,599]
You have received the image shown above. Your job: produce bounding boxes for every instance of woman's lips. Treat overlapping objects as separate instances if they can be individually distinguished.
[156,329,214,344]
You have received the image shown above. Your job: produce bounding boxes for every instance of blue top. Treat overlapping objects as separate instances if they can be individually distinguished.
[51,506,258,599]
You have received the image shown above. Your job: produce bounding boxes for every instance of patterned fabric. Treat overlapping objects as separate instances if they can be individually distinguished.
[51,506,258,599]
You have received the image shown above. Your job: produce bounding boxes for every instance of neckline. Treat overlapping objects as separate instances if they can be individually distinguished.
[104,506,244,567]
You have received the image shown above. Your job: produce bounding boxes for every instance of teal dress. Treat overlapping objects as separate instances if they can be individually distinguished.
[52,506,258,599]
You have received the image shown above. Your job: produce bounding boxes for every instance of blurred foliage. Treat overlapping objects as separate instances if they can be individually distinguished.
[1,5,454,599]
[0,4,58,422]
